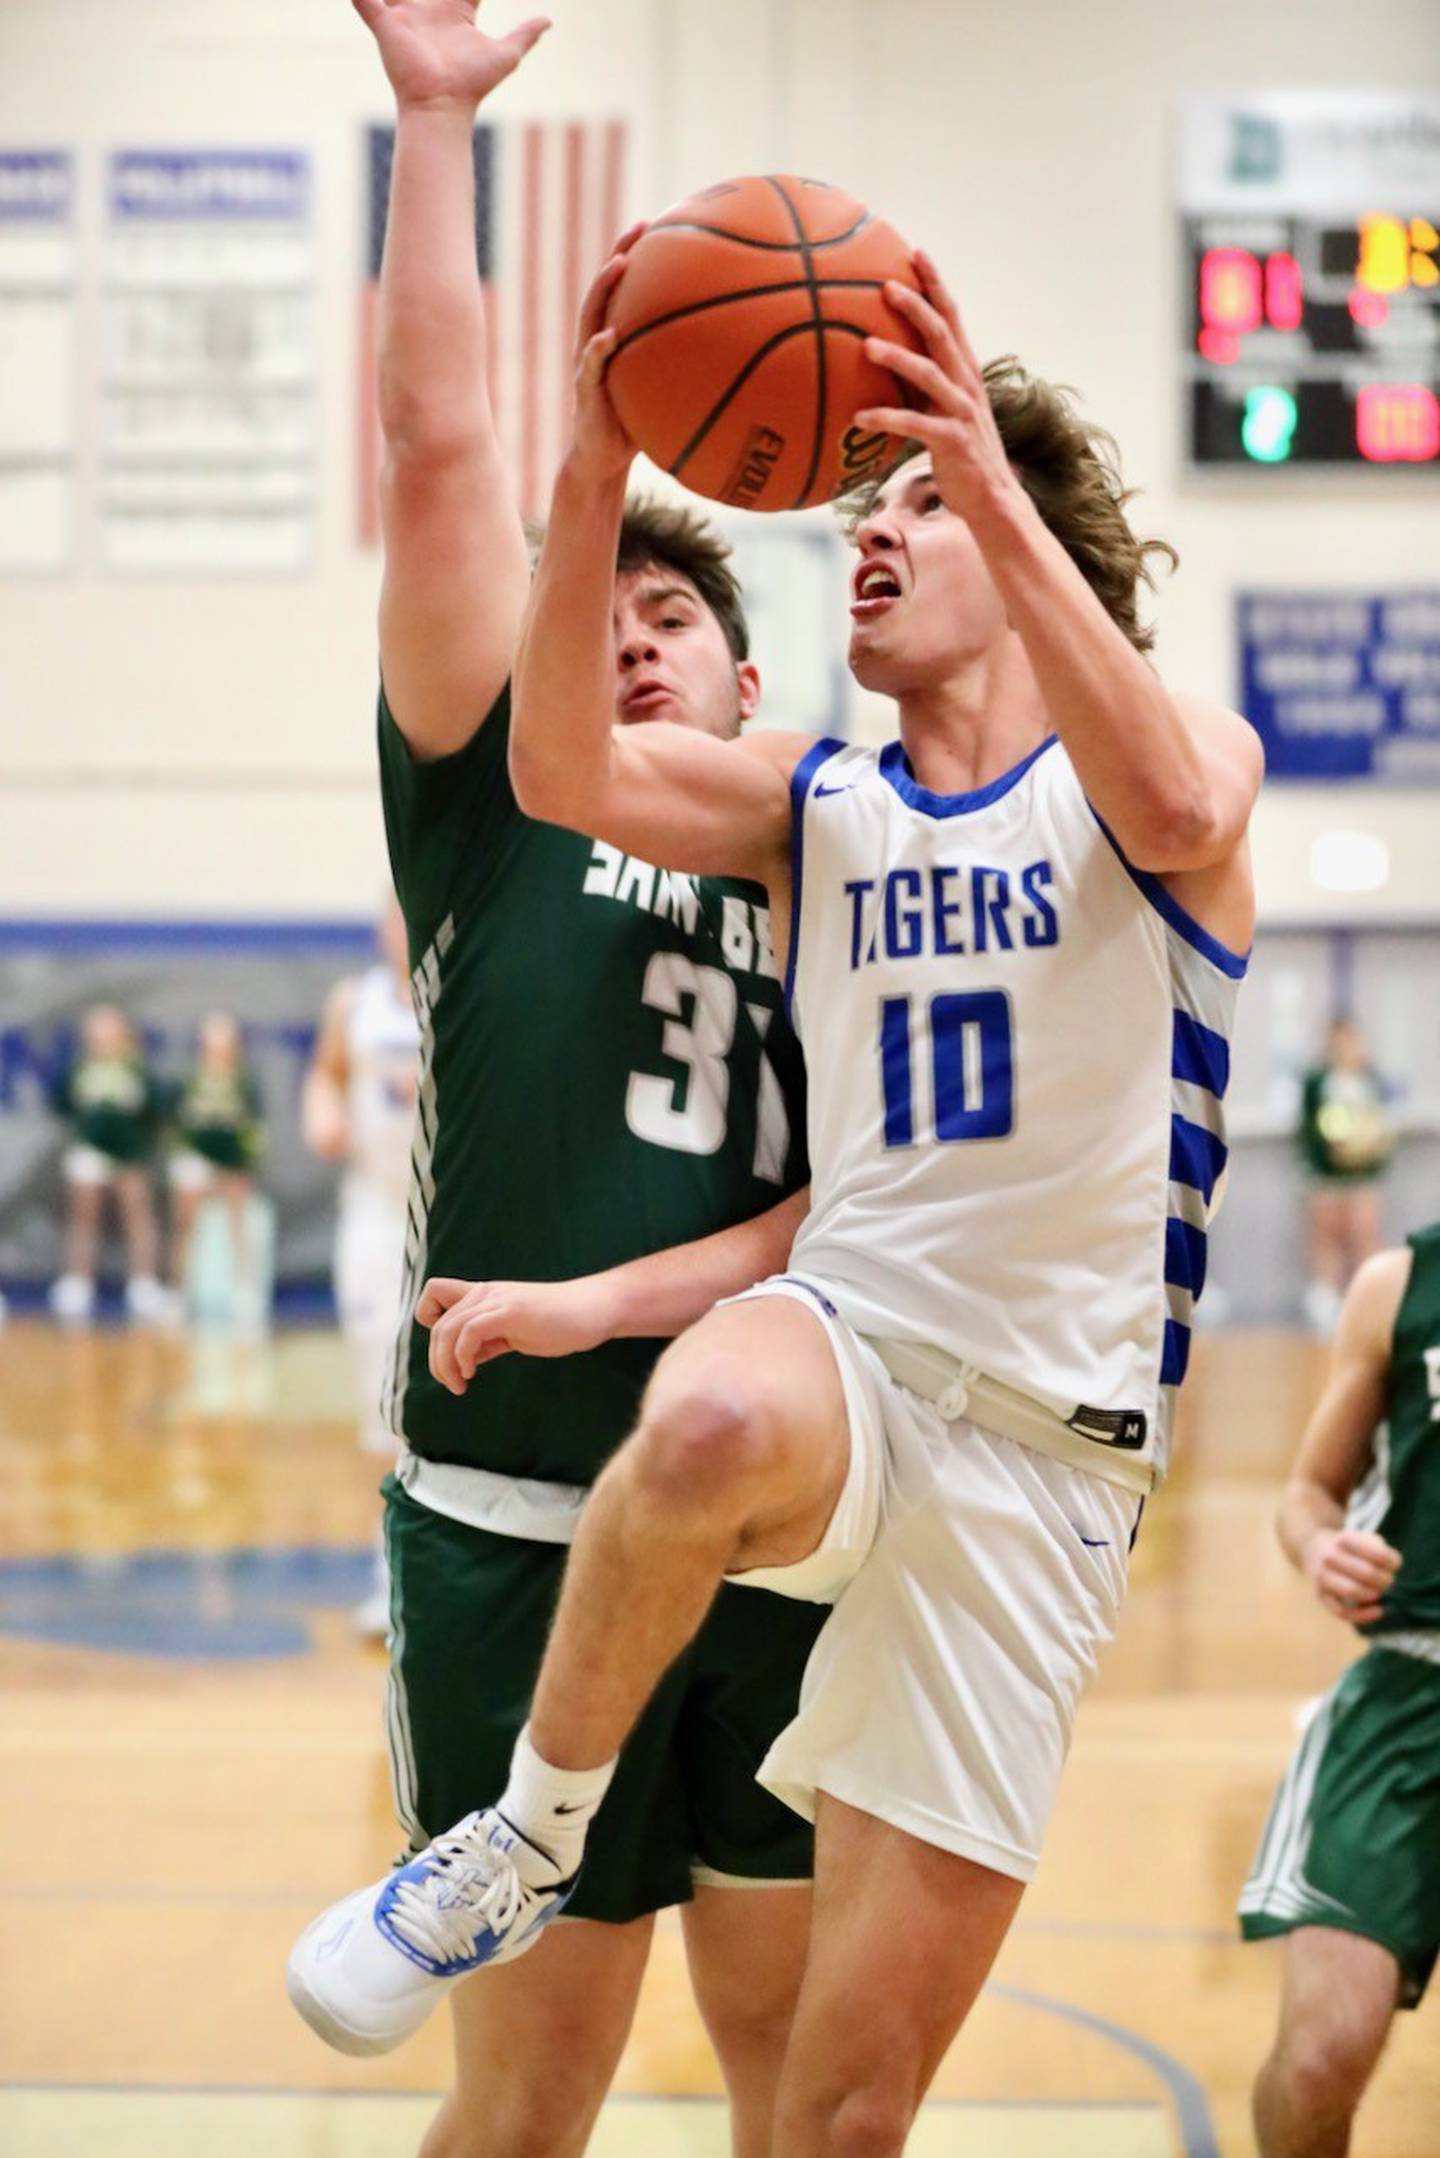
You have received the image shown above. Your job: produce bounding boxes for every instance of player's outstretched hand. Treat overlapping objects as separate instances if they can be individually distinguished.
[566,227,647,485]
[417,1274,616,1392]
[1302,1525,1402,1628]
[349,0,550,114]
[854,250,1026,528]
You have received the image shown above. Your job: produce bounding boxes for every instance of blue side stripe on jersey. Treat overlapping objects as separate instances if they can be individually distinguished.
[1090,814,1250,980]
[1170,1114,1228,1203]
[1160,1320,1191,1387]
[783,737,848,1031]
[1172,1010,1231,1098]
[878,734,1058,819]
[1165,1216,1208,1297]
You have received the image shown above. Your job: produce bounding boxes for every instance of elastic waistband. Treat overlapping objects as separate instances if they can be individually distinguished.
[864,1337,1155,1499]
[394,1450,588,1543]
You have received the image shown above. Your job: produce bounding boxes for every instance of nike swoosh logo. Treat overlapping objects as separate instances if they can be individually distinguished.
[814,783,853,798]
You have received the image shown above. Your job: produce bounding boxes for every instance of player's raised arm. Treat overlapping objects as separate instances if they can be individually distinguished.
[857,254,1264,878]
[1276,1249,1409,1626]
[354,0,548,759]
[509,270,800,882]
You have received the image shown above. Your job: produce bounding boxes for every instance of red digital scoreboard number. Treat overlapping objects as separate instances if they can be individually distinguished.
[1356,383,1440,462]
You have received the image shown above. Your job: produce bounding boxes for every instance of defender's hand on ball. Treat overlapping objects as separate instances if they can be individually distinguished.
[348,0,551,114]
[567,229,647,486]
[856,252,1024,526]
[418,1275,614,1392]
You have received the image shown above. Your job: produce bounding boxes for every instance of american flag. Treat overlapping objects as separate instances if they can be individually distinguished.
[359,120,628,540]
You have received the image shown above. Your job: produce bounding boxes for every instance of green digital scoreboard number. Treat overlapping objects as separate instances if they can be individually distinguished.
[1180,95,1440,470]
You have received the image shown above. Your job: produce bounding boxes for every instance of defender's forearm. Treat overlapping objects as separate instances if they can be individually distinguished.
[1276,1476,1345,1576]
[598,1187,810,1341]
[511,460,629,818]
[379,103,492,456]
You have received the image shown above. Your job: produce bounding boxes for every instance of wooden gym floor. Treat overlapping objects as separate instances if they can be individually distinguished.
[0,1320,1436,2157]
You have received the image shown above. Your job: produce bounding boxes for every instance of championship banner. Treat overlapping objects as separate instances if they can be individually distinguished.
[1238,588,1440,781]
[359,119,627,537]
[0,923,374,1290]
[100,150,317,574]
[0,150,77,574]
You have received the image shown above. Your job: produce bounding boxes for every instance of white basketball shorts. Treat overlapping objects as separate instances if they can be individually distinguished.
[723,1275,1140,1883]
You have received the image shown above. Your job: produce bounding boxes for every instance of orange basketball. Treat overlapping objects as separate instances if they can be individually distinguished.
[603,175,925,513]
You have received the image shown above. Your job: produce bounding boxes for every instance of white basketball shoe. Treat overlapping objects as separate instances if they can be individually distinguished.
[286,1809,575,2055]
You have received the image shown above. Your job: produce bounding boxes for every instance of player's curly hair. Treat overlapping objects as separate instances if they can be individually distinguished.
[616,496,750,664]
[840,358,1177,656]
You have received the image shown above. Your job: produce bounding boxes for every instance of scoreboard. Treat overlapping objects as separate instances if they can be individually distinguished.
[1181,95,1440,470]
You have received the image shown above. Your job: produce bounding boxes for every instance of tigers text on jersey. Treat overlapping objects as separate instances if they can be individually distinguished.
[784,733,1248,1488]
[341,963,420,1211]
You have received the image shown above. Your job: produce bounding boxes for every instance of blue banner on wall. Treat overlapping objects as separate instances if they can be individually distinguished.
[1238,590,1440,781]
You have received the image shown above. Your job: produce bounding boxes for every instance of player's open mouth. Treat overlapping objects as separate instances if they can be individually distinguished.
[850,560,904,620]
[621,683,677,719]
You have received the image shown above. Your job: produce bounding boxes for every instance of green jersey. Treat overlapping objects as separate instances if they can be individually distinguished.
[174,1066,265,1171]
[1299,1062,1392,1182]
[1354,1224,1440,1634]
[52,1053,163,1164]
[378,685,808,1488]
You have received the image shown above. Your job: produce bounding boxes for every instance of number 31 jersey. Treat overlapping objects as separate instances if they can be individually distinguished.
[784,732,1247,1488]
[378,684,807,1489]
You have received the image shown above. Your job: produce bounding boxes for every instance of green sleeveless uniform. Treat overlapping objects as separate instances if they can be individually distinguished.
[173,1066,265,1173]
[377,685,824,1921]
[53,1053,163,1165]
[1240,1227,1440,2004]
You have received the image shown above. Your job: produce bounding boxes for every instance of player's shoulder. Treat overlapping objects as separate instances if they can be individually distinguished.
[1341,1246,1415,1355]
[734,729,822,782]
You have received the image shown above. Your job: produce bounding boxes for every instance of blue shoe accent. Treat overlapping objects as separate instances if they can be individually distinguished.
[372,1819,576,1977]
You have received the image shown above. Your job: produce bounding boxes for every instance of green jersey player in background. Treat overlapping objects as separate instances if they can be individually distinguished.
[288,5,825,2153]
[1240,1225,1440,2158]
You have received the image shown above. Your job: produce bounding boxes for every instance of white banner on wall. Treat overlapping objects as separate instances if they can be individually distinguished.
[0,151,77,575]
[100,150,316,575]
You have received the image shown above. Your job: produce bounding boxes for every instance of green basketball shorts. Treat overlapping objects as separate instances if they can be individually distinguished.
[381,1477,825,1925]
[1238,1644,1440,2007]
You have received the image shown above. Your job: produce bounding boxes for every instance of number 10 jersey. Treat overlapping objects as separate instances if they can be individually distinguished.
[784,732,1247,1489]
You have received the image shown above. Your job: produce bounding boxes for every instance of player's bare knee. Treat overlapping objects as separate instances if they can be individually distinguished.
[629,1371,789,1517]
[1273,2020,1379,2118]
[816,2080,915,2158]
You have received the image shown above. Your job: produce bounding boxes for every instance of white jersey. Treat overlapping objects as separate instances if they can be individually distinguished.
[783,733,1246,1487]
[340,964,420,1213]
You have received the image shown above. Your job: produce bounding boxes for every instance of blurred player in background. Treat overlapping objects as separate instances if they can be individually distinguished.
[49,1004,166,1324]
[1240,1227,1440,2158]
[1299,1016,1394,1335]
[288,6,825,2152]
[168,1012,267,1320]
[303,895,419,1638]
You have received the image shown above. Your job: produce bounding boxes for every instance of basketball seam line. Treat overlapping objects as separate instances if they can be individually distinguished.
[646,212,872,255]
[668,322,872,486]
[764,176,827,510]
[610,279,897,366]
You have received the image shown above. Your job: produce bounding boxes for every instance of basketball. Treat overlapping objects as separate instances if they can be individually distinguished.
[603,175,926,513]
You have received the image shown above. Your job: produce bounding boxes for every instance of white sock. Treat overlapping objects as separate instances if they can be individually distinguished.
[497,1724,616,1880]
